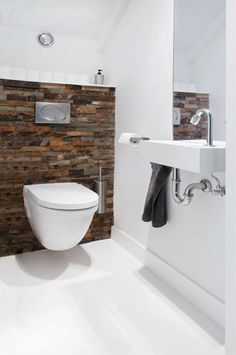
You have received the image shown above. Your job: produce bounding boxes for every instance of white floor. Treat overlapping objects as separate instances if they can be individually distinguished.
[0,239,225,355]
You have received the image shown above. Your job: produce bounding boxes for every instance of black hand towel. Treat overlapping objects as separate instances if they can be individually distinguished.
[142,163,172,228]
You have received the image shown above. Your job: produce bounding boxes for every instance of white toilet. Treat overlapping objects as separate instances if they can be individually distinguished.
[23,183,99,251]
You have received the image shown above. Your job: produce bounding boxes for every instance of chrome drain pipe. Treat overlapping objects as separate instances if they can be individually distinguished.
[172,168,212,206]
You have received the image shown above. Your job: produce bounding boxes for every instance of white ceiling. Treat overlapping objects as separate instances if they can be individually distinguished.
[0,0,130,40]
[174,0,226,54]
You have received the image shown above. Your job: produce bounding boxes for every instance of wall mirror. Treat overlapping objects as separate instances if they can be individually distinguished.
[173,0,226,141]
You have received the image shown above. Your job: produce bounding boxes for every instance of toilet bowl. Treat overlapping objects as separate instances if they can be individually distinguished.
[23,183,99,251]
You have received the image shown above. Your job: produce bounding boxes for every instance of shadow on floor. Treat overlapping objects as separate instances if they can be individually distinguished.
[136,266,225,345]
[0,246,91,287]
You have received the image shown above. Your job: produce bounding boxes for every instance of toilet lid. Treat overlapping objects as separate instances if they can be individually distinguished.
[25,183,99,210]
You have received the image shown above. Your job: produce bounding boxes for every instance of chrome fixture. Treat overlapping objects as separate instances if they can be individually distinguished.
[172,168,212,206]
[35,102,70,124]
[37,32,55,47]
[130,136,150,144]
[191,109,213,146]
[211,173,226,196]
[95,166,107,214]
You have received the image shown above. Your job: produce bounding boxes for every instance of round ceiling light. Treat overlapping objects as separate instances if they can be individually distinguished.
[37,32,55,47]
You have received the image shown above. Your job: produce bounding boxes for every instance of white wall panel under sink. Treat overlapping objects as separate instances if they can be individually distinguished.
[112,226,225,329]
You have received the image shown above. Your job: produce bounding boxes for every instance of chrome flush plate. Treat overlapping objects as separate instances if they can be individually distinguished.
[35,102,70,124]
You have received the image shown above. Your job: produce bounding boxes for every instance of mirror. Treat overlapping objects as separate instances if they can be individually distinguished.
[173,0,226,141]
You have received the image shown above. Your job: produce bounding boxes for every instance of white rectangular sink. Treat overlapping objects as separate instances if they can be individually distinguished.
[140,139,225,174]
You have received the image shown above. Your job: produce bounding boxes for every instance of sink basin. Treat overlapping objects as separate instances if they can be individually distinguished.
[140,139,225,174]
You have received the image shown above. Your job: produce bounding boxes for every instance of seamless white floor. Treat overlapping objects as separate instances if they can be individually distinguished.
[0,239,224,355]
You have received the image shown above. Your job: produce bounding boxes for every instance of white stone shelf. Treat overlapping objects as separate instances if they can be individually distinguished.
[0,66,116,88]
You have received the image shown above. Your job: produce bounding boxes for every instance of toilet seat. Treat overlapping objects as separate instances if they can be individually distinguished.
[24,183,99,210]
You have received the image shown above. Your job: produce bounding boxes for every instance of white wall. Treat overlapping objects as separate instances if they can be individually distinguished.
[174,52,192,84]
[104,0,174,245]
[226,0,236,353]
[0,26,103,82]
[148,172,225,302]
[191,28,226,140]
[0,0,132,84]
[105,0,225,320]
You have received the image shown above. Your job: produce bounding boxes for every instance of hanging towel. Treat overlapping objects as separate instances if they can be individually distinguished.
[142,163,172,228]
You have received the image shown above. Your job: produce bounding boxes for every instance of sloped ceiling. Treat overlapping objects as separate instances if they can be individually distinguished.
[0,0,131,43]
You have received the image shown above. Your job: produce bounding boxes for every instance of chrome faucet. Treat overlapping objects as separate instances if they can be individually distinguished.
[190,109,213,146]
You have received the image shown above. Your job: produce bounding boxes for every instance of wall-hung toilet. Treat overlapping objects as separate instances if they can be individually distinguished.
[23,183,99,251]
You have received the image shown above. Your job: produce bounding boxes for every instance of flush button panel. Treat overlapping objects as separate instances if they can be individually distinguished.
[35,102,70,124]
